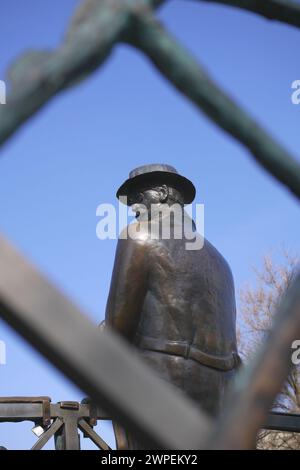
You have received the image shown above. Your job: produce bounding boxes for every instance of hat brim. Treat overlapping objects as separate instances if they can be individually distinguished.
[116,171,196,205]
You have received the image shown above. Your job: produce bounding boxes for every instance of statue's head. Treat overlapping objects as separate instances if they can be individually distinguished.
[117,164,195,219]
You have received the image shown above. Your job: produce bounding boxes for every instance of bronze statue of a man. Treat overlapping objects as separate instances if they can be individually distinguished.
[102,164,240,449]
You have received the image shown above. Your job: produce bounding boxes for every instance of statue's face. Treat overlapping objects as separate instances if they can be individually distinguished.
[130,186,167,219]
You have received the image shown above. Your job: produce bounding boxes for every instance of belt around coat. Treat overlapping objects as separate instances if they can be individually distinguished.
[135,335,240,371]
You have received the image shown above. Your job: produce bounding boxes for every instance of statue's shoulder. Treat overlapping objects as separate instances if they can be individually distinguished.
[202,238,234,283]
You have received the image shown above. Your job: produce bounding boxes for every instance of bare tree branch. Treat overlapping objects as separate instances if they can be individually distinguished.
[128,13,300,201]
[192,0,300,29]
[206,269,300,449]
[238,253,300,448]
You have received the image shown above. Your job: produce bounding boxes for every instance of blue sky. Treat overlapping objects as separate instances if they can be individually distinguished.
[0,0,299,449]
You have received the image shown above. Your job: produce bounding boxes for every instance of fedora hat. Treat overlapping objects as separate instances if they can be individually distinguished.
[116,164,196,205]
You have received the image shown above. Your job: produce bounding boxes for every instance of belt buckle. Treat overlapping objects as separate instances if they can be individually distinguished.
[184,343,190,359]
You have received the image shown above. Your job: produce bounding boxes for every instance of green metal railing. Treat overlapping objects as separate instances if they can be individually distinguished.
[0,0,300,449]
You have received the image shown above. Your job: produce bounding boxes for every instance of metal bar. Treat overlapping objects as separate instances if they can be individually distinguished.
[0,235,212,449]
[0,403,109,422]
[193,0,300,29]
[0,0,165,149]
[54,426,65,451]
[264,412,300,433]
[63,416,81,450]
[51,403,109,420]
[130,12,300,202]
[78,419,111,450]
[31,418,63,450]
[0,403,44,422]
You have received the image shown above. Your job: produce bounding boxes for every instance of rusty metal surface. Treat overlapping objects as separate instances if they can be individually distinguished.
[31,418,63,451]
[0,402,108,422]
[78,419,111,450]
[0,399,110,450]
[1,396,299,450]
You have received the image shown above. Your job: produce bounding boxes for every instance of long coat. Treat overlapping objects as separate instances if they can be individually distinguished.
[104,210,240,449]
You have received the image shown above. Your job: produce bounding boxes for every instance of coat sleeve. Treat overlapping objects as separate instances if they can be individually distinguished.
[104,235,149,341]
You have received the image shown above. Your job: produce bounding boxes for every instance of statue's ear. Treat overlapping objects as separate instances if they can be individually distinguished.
[159,185,168,203]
